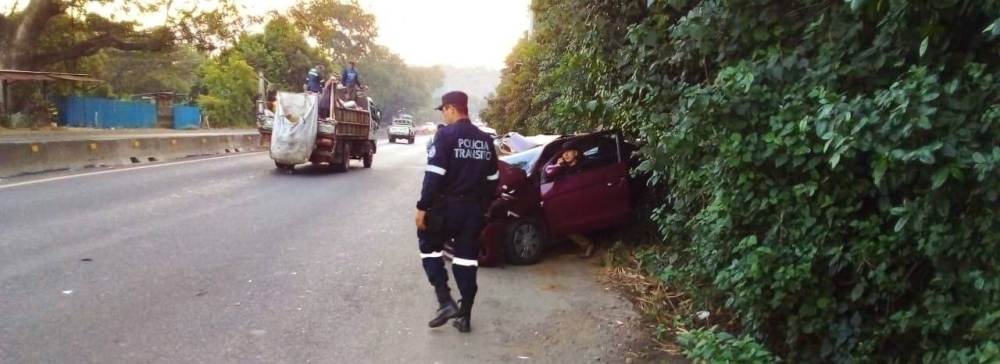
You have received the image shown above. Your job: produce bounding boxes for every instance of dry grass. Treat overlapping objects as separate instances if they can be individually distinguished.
[594,231,747,362]
[597,241,692,357]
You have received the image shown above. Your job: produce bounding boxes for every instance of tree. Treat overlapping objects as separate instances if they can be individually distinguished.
[480,0,645,135]
[197,53,257,127]
[0,0,248,115]
[236,16,326,91]
[481,35,544,134]
[226,0,443,125]
[100,47,207,98]
[287,0,377,63]
[0,0,175,71]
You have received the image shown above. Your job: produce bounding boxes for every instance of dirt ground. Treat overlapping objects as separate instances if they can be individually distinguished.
[479,243,688,364]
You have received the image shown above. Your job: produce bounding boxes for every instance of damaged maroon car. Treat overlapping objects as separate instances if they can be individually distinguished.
[446,130,641,266]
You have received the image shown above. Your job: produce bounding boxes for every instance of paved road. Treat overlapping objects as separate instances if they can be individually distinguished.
[0,136,655,364]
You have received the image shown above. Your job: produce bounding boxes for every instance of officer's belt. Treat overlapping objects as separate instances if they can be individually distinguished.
[438,194,481,202]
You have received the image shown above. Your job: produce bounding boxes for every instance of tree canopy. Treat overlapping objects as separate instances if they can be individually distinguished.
[0,0,443,127]
[236,16,326,91]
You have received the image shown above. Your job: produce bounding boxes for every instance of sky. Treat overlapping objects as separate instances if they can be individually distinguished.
[243,0,534,69]
[354,0,532,69]
[2,0,532,69]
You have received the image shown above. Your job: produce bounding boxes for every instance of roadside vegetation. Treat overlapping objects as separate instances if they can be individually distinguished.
[483,1,1000,362]
[1,0,443,127]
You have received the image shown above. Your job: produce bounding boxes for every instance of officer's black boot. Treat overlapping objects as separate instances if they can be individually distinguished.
[452,299,472,333]
[428,289,458,328]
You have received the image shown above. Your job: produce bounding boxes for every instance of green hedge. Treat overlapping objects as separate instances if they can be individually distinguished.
[624,1,1000,362]
[486,0,1000,362]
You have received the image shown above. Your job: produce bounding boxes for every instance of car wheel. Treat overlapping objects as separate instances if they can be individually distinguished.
[389,137,395,144]
[504,219,545,265]
[408,137,414,144]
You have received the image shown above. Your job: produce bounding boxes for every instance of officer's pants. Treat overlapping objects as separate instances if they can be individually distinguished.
[418,200,483,314]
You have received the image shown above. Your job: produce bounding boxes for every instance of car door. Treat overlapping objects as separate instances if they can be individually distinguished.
[539,133,632,237]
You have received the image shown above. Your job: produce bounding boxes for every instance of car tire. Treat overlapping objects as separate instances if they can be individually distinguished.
[504,218,546,265]
[408,137,414,145]
[389,137,395,144]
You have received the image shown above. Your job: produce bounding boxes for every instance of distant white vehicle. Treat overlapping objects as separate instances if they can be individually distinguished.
[388,115,416,144]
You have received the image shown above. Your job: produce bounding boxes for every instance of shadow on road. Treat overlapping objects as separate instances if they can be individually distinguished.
[269,163,370,177]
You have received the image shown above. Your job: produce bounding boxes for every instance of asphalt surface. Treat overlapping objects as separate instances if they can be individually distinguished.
[0,136,656,364]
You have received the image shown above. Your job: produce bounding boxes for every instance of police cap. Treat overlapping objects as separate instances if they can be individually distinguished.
[434,91,468,111]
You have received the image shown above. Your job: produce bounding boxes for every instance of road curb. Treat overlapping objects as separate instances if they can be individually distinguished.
[0,132,263,178]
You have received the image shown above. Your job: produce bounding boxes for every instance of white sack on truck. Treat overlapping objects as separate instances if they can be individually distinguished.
[270,92,318,164]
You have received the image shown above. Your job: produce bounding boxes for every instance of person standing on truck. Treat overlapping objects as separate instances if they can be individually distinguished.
[415,91,499,333]
[341,61,363,102]
[306,64,325,93]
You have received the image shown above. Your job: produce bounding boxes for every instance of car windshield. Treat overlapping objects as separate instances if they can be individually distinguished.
[500,147,543,174]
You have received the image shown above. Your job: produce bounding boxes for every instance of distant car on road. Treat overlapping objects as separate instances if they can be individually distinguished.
[388,115,416,144]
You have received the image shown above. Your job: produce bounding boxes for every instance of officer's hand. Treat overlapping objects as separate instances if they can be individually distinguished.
[415,209,427,231]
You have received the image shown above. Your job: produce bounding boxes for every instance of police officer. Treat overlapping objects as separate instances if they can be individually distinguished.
[415,91,499,333]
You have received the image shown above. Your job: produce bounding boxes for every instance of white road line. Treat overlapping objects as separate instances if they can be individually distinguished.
[0,152,267,190]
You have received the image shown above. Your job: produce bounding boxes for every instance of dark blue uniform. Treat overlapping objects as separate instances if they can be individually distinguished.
[306,67,323,93]
[417,118,498,319]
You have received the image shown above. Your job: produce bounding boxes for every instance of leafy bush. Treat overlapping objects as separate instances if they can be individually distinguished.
[679,328,777,364]
[197,53,257,127]
[488,0,1000,362]
[620,1,1000,361]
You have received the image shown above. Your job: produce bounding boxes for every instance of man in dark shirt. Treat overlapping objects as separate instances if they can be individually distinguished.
[543,141,595,257]
[341,61,363,102]
[415,91,499,333]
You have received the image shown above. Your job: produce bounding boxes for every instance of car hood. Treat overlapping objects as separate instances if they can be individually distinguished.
[496,160,530,192]
[499,132,559,154]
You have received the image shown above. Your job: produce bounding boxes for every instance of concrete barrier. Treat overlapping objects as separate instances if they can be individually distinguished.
[0,132,263,178]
